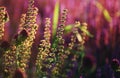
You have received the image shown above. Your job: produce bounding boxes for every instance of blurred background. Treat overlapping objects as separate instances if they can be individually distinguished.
[0,0,120,78]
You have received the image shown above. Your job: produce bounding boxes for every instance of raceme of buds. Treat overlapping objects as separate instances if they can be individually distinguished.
[0,2,91,77]
[3,45,16,75]
[0,7,9,40]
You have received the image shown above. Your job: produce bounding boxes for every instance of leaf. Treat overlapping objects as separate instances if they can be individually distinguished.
[103,9,111,22]
[52,0,60,38]
[79,26,93,37]
[95,1,111,22]
[64,24,73,34]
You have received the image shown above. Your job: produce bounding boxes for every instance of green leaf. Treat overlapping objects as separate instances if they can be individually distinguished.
[64,24,73,34]
[79,26,93,37]
[95,1,111,22]
[103,9,111,22]
[52,0,60,38]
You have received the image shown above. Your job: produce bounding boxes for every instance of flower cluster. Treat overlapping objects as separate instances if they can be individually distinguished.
[52,9,68,76]
[0,0,92,78]
[36,18,51,77]
[1,0,39,77]
[13,0,39,72]
[0,7,9,40]
[3,45,16,77]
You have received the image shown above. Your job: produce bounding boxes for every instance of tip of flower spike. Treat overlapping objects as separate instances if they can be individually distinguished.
[12,68,27,78]
[0,6,9,22]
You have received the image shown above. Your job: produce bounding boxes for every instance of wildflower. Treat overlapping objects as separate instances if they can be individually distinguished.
[0,7,9,40]
[3,44,16,75]
[36,18,51,76]
[14,0,39,71]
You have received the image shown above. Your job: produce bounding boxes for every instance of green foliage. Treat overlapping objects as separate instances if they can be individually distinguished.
[95,1,111,22]
[79,26,93,37]
[64,24,73,34]
[64,24,93,37]
[52,0,60,38]
[103,9,111,22]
